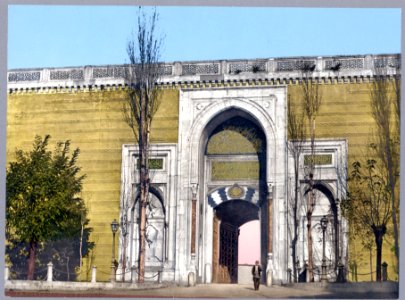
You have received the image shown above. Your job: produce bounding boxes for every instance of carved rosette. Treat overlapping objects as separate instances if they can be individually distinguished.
[227,184,245,199]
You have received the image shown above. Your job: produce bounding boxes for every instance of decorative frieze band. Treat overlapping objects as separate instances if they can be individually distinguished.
[325,58,364,70]
[228,62,266,74]
[93,67,126,78]
[92,65,172,79]
[50,69,84,80]
[182,63,219,75]
[276,60,316,72]
[374,57,401,69]
[159,65,173,76]
[7,54,400,87]
[8,71,41,82]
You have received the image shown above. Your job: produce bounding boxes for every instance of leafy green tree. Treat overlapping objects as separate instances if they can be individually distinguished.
[6,135,88,280]
[344,157,391,281]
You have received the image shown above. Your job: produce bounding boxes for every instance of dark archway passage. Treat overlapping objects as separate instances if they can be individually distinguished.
[212,200,259,283]
[198,107,269,284]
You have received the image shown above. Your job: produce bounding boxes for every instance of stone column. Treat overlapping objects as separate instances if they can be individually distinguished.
[267,186,273,254]
[189,183,198,286]
[190,183,198,254]
[212,214,220,283]
[266,183,274,286]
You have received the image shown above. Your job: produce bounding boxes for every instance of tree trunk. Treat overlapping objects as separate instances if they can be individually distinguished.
[306,118,316,282]
[307,212,314,282]
[66,256,70,281]
[79,222,84,281]
[122,234,126,282]
[369,248,373,281]
[138,92,150,283]
[291,155,299,282]
[372,225,386,282]
[27,240,36,280]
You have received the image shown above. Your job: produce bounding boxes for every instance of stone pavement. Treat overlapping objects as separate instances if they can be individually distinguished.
[5,282,399,299]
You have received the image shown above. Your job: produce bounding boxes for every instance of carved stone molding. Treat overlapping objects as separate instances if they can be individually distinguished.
[267,182,274,198]
[191,183,199,198]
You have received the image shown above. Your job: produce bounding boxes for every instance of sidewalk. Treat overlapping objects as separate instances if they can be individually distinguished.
[5,282,399,298]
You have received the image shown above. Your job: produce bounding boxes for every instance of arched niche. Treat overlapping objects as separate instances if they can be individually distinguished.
[131,186,167,268]
[302,182,339,281]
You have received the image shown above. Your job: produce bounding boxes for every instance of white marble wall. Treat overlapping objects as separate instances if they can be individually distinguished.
[118,144,177,282]
[286,139,349,281]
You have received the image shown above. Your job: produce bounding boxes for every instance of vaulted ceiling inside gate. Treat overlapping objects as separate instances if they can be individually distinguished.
[215,200,259,228]
[206,116,266,155]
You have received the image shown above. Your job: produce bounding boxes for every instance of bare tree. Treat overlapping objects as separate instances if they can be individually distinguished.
[300,62,323,282]
[287,96,306,282]
[123,7,163,283]
[369,60,400,272]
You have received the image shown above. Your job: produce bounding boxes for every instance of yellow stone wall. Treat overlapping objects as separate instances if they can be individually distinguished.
[288,82,398,281]
[7,88,179,281]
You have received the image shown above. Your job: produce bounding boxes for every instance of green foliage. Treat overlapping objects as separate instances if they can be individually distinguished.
[6,135,92,279]
[345,157,391,230]
[344,154,392,281]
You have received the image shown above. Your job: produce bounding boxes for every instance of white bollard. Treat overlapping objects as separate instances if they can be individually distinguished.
[188,272,196,287]
[91,266,97,283]
[131,266,137,283]
[205,264,212,283]
[5,266,9,281]
[266,270,272,286]
[47,262,53,282]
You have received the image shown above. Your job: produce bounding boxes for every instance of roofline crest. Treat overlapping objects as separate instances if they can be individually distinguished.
[7,53,401,90]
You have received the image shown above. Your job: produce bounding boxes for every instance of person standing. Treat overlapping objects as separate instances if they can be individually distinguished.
[251,260,262,290]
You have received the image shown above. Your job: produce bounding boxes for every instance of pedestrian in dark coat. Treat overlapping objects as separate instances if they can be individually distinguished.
[251,260,262,290]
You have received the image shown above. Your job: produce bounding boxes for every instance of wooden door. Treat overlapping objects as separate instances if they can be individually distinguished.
[213,220,238,283]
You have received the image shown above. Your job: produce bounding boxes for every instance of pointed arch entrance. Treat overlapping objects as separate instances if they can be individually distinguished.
[201,109,267,284]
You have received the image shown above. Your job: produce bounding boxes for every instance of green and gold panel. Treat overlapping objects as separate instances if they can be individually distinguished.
[211,161,259,181]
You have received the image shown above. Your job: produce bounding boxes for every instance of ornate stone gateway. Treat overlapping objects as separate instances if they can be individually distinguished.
[118,86,348,285]
[178,87,288,284]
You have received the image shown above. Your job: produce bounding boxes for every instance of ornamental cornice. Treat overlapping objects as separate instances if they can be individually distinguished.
[7,54,400,94]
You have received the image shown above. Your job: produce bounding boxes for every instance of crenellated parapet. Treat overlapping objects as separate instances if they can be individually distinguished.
[7,53,400,93]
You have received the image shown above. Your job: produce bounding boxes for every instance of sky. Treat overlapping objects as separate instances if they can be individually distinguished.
[7,5,401,69]
[239,221,260,264]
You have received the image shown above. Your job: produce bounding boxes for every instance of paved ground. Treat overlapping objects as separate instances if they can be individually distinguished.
[5,283,399,298]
